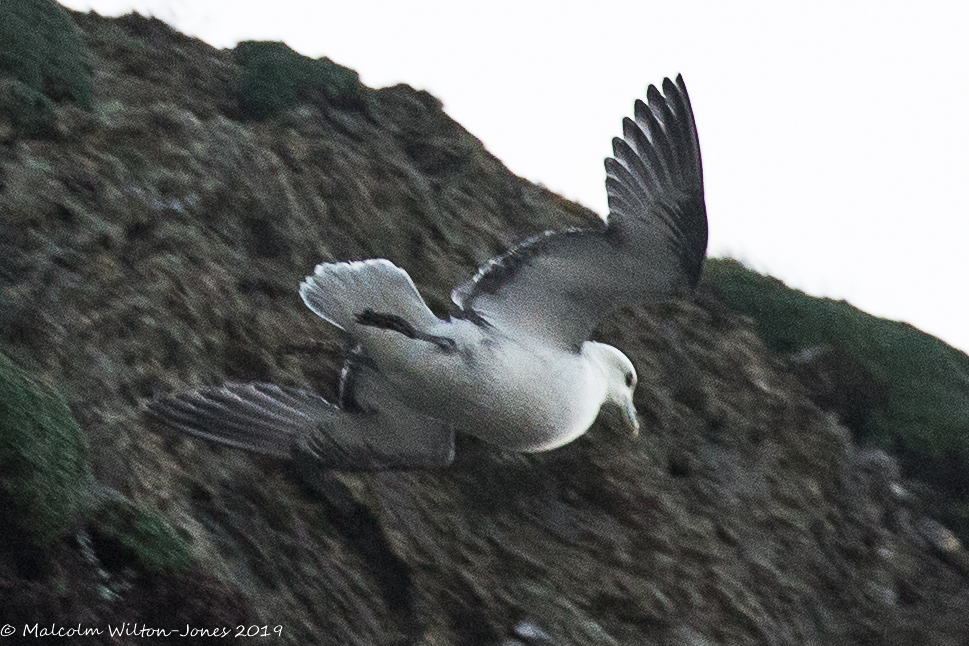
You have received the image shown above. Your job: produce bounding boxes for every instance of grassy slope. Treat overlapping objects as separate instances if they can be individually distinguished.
[704,257,969,530]
[0,351,92,549]
[703,258,969,457]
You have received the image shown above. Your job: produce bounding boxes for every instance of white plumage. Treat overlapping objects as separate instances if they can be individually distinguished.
[148,75,707,471]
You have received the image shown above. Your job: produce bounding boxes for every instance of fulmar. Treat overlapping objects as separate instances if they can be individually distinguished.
[147,75,708,471]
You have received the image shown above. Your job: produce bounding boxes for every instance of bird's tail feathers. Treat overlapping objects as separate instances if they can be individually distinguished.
[299,259,438,334]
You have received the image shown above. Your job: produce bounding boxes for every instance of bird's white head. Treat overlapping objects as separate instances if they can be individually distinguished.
[582,341,640,436]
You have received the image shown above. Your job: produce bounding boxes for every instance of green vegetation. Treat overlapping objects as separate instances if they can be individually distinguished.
[0,352,93,549]
[235,40,369,121]
[0,353,192,574]
[704,258,969,533]
[0,0,93,137]
[704,258,969,455]
[89,495,194,574]
[5,81,56,138]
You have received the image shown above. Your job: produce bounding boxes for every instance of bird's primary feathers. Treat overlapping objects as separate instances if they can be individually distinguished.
[147,75,708,472]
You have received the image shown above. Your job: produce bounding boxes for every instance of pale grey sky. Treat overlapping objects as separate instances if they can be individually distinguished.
[62,0,969,353]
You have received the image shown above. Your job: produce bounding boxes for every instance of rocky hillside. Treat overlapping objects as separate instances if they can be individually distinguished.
[704,258,969,543]
[1,5,968,644]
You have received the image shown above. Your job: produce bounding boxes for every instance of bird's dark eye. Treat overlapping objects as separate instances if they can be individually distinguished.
[625,372,634,387]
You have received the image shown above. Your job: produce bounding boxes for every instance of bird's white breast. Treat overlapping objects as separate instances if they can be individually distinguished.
[383,319,608,452]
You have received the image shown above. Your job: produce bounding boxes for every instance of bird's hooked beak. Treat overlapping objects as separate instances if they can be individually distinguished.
[623,396,640,437]
[601,396,640,437]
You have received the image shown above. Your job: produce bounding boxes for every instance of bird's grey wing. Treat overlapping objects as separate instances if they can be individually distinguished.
[452,75,707,349]
[303,361,455,471]
[146,382,327,458]
[146,376,454,472]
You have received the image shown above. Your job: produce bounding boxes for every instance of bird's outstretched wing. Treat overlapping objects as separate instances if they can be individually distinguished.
[146,382,329,458]
[146,373,454,472]
[452,75,707,349]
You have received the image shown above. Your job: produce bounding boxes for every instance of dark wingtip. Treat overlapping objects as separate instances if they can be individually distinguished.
[604,73,707,291]
[611,135,626,157]
[673,75,692,108]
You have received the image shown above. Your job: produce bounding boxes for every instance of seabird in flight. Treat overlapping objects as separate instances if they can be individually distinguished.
[147,75,708,471]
